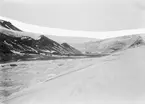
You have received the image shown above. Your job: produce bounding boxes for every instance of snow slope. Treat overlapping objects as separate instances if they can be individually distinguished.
[5,45,145,104]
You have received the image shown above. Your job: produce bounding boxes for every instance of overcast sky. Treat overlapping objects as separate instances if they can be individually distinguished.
[1,0,145,32]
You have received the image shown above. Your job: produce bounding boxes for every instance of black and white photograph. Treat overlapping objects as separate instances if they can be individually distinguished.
[0,0,145,104]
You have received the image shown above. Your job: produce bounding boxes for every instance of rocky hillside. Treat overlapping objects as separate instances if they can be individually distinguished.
[0,18,145,62]
[0,19,83,62]
[85,35,145,55]
[71,35,145,55]
[61,43,82,55]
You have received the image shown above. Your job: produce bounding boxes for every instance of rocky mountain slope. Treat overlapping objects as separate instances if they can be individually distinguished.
[0,19,22,32]
[0,19,83,62]
[61,43,82,55]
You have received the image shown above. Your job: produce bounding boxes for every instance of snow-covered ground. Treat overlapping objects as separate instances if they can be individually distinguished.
[2,45,145,104]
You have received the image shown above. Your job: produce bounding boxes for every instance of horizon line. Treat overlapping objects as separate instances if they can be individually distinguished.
[1,16,145,39]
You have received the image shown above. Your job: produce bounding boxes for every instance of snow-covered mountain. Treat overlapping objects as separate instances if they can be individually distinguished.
[0,19,83,62]
[83,35,145,55]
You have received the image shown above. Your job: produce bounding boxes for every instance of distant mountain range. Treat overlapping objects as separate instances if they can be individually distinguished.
[0,17,145,62]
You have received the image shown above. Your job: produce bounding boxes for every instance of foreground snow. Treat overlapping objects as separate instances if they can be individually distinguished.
[3,46,145,104]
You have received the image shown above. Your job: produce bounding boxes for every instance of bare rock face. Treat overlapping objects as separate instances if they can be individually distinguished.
[61,43,82,55]
[0,19,22,32]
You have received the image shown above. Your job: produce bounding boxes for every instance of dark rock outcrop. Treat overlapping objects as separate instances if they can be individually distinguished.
[0,19,22,31]
[61,43,82,55]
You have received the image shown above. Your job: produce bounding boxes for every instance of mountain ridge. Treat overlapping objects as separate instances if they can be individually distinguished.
[0,17,145,62]
[0,19,83,62]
